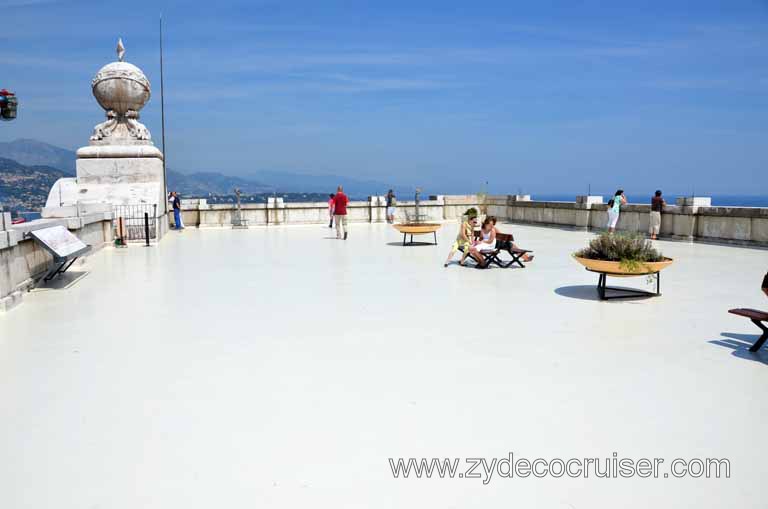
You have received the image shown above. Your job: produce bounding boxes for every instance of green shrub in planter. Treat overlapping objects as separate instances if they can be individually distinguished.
[574,232,664,272]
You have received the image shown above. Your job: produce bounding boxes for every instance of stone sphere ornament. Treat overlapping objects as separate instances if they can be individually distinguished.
[89,39,154,144]
[92,61,150,114]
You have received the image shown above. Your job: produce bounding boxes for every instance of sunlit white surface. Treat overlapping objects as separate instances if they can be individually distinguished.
[1,223,766,509]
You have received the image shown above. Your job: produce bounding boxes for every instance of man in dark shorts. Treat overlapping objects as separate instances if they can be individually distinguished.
[649,190,665,240]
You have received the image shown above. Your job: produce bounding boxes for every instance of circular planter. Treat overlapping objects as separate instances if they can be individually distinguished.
[393,223,442,235]
[573,256,674,276]
[393,223,442,246]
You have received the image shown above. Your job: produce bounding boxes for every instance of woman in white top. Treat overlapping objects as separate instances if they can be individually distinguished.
[606,189,626,233]
[469,217,496,267]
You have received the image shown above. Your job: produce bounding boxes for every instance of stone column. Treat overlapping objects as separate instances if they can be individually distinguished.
[572,196,603,231]
[672,197,711,242]
[266,197,285,225]
[369,196,385,223]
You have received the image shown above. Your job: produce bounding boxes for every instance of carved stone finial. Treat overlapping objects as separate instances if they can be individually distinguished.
[117,38,125,62]
[88,38,153,145]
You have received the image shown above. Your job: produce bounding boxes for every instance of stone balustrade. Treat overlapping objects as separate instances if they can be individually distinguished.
[179,195,483,228]
[180,194,768,246]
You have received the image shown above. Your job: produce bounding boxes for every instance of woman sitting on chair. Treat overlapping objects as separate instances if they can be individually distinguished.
[468,217,496,268]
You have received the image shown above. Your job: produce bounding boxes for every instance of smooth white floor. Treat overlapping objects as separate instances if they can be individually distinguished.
[1,222,767,509]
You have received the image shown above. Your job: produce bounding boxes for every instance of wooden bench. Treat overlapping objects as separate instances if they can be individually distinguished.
[728,308,768,352]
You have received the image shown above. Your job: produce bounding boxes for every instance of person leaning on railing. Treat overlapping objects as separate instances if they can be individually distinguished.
[606,189,626,234]
[649,190,666,240]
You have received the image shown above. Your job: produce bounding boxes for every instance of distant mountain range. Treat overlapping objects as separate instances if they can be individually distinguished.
[0,139,77,173]
[0,139,411,201]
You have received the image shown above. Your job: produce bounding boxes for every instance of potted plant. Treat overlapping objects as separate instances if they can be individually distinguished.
[573,232,673,275]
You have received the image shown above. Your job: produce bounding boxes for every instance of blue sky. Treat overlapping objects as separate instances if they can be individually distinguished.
[1,0,767,195]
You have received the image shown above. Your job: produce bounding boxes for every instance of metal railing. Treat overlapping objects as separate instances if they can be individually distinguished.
[113,204,157,243]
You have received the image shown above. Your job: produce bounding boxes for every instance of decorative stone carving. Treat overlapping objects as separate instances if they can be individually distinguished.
[89,39,154,145]
[90,110,118,140]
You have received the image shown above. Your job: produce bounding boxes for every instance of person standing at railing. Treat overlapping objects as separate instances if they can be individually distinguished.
[606,189,626,233]
[333,186,349,240]
[386,189,397,224]
[649,190,666,240]
[171,191,184,231]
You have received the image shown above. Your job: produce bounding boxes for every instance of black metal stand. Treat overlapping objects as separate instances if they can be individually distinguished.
[748,320,768,352]
[593,270,661,300]
[402,231,437,246]
[28,228,92,284]
[43,257,79,282]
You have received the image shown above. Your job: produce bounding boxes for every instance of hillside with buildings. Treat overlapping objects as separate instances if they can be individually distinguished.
[0,157,71,211]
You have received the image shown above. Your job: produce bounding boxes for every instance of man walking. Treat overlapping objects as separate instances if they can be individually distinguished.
[649,190,665,240]
[333,185,349,240]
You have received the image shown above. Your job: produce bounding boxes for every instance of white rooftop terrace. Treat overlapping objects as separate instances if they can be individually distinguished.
[1,222,766,509]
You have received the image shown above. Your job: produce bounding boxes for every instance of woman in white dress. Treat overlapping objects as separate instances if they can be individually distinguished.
[469,217,496,267]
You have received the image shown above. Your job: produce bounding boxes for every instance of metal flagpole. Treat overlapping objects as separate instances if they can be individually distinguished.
[160,15,168,215]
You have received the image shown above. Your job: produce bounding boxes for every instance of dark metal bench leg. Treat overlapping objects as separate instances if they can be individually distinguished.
[403,232,406,246]
[749,320,768,352]
[503,252,518,268]
[433,231,437,245]
[597,273,606,300]
[506,250,525,268]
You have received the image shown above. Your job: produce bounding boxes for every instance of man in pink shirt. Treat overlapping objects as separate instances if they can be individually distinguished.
[327,193,335,228]
[332,186,349,240]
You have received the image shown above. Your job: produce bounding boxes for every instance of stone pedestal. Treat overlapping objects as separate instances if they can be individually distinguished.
[43,148,166,239]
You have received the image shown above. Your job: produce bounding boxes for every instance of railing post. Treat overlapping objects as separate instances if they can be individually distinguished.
[144,212,150,246]
[118,216,125,245]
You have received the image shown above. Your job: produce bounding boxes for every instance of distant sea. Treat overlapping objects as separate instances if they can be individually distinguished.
[532,194,768,207]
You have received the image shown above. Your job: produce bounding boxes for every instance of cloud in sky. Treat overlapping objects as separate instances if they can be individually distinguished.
[2,0,767,195]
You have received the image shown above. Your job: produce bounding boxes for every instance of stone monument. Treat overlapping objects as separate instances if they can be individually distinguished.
[43,39,167,239]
